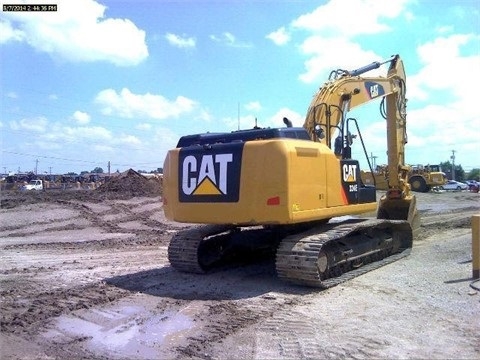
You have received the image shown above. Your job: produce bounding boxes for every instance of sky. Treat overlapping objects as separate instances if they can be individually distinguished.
[1,0,479,175]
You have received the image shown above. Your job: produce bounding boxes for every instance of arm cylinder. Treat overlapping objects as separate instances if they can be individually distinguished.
[349,62,381,76]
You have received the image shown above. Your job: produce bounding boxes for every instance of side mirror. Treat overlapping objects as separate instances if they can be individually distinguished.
[346,131,357,145]
[314,124,325,139]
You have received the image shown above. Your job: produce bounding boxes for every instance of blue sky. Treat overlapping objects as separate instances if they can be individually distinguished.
[1,0,479,175]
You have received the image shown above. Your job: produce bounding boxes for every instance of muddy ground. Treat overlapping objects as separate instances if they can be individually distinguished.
[1,184,479,359]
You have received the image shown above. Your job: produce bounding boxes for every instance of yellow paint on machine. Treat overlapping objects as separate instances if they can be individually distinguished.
[163,138,376,225]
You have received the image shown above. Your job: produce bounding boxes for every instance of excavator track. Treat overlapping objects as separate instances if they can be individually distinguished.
[168,224,234,273]
[275,218,413,288]
[168,218,413,288]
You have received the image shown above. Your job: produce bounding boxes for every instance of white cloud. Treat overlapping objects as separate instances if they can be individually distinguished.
[165,33,196,48]
[59,125,112,141]
[152,126,181,156]
[1,0,148,66]
[34,140,62,150]
[223,114,257,131]
[292,0,410,36]
[298,37,380,83]
[0,20,24,43]
[210,32,252,48]
[10,116,48,132]
[95,88,197,120]
[286,0,411,84]
[223,107,304,131]
[72,111,90,124]
[436,25,454,34]
[358,100,480,168]
[10,118,141,154]
[136,123,152,131]
[115,134,141,146]
[408,34,480,103]
[266,27,290,46]
[92,144,114,153]
[245,101,262,112]
[195,109,213,122]
[268,108,304,128]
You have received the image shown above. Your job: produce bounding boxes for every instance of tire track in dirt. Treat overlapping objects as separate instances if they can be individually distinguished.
[258,310,324,359]
[1,281,130,335]
[1,195,172,339]
[417,207,477,241]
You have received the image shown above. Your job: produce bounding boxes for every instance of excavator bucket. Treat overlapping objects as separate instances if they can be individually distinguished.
[377,194,420,238]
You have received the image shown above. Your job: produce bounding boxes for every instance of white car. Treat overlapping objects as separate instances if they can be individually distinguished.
[440,180,468,191]
[22,179,44,191]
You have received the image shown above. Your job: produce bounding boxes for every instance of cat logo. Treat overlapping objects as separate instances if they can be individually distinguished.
[365,81,385,99]
[340,160,362,203]
[178,145,243,203]
[182,154,232,195]
[342,164,357,183]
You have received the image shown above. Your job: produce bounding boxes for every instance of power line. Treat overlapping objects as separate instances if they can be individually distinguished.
[2,150,99,164]
[1,150,161,168]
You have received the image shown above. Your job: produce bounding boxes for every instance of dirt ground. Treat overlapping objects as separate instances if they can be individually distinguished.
[1,179,479,359]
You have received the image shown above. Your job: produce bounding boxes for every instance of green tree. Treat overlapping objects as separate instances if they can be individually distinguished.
[467,168,480,181]
[92,167,104,174]
[439,161,465,181]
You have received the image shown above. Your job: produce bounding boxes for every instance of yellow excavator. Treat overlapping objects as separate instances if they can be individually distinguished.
[163,54,420,288]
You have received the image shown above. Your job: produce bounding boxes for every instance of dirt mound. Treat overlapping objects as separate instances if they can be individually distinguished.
[96,169,162,197]
[0,170,163,209]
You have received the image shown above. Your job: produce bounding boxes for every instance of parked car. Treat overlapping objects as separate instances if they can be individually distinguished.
[21,179,44,191]
[465,180,480,192]
[440,180,468,191]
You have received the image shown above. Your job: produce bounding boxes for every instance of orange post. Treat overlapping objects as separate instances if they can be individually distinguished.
[473,215,480,279]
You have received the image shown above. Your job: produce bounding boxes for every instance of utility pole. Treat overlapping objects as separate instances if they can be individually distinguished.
[370,152,378,169]
[108,161,111,175]
[450,150,456,180]
[35,159,39,175]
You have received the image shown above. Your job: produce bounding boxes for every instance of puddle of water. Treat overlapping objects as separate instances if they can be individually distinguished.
[138,312,192,346]
[53,305,193,358]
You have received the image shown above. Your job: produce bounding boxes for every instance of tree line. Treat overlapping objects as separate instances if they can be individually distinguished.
[439,161,479,181]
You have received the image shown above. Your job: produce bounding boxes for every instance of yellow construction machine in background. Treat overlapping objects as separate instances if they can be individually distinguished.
[361,164,447,192]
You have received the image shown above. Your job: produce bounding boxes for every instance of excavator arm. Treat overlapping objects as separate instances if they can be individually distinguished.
[303,54,411,198]
[303,54,418,232]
